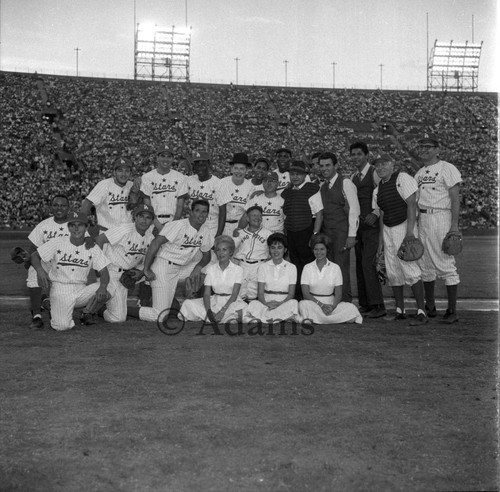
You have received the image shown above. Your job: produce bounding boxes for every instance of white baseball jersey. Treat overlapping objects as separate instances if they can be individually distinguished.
[28,217,70,246]
[414,160,462,210]
[103,223,155,270]
[276,171,290,195]
[234,227,272,262]
[219,177,255,222]
[186,175,232,232]
[86,178,133,230]
[247,194,285,233]
[37,237,110,284]
[157,219,213,265]
[141,169,188,219]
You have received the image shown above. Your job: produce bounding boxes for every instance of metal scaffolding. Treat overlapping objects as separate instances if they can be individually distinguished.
[427,40,482,92]
[134,24,191,82]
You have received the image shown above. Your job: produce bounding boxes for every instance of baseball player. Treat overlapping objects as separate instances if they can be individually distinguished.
[80,156,134,232]
[319,151,360,303]
[219,153,256,236]
[140,146,188,230]
[349,142,386,318]
[274,147,292,194]
[31,212,111,331]
[372,154,427,325]
[186,151,231,237]
[414,133,462,323]
[233,205,272,301]
[250,157,271,189]
[24,194,71,329]
[245,171,284,233]
[94,204,155,323]
[127,199,213,323]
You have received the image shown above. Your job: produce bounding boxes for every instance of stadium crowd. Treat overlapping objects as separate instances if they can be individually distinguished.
[1,71,497,230]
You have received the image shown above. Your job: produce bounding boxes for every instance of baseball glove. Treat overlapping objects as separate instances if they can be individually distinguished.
[120,268,142,289]
[10,246,31,269]
[442,231,463,256]
[374,251,387,285]
[397,236,425,262]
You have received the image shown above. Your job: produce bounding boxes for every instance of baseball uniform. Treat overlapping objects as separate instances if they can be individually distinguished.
[36,237,110,331]
[219,177,255,236]
[247,193,285,233]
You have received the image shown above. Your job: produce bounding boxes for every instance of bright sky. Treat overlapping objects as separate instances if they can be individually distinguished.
[0,0,497,91]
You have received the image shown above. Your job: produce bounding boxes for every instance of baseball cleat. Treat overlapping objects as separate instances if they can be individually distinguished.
[442,310,459,324]
[425,304,437,318]
[80,312,97,325]
[30,316,44,330]
[409,313,429,326]
[366,306,387,318]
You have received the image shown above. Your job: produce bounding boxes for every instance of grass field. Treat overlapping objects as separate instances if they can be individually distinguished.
[0,235,498,491]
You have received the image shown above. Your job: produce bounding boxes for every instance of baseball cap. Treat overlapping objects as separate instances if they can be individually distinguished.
[373,154,394,165]
[135,204,155,218]
[113,157,133,169]
[156,145,174,156]
[192,151,211,162]
[288,160,309,174]
[262,171,279,181]
[275,147,292,156]
[254,157,271,168]
[67,212,89,226]
[418,133,439,146]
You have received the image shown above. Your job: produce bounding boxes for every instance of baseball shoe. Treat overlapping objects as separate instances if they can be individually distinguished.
[409,313,429,326]
[425,304,437,318]
[29,316,44,330]
[80,312,97,325]
[41,296,51,313]
[442,310,459,324]
[359,306,373,314]
[366,305,387,318]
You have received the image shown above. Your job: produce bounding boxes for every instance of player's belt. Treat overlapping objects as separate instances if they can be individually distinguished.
[264,290,288,295]
[158,214,172,218]
[213,292,231,296]
[310,292,334,297]
[237,258,267,264]
[167,260,180,266]
[419,208,447,214]
[225,219,238,223]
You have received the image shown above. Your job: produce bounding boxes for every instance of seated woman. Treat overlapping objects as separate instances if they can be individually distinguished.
[299,234,362,324]
[246,233,300,324]
[179,235,248,324]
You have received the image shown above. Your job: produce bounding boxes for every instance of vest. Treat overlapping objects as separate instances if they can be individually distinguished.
[320,174,348,233]
[282,182,319,232]
[352,166,376,219]
[377,172,407,227]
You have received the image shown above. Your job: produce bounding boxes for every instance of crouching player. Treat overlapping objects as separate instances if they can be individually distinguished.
[94,204,155,322]
[31,212,111,331]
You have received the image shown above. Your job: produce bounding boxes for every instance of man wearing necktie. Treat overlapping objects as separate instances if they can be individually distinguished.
[319,152,360,303]
[350,142,386,318]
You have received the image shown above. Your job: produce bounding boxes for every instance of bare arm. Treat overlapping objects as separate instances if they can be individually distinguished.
[405,192,418,238]
[448,184,460,232]
[94,233,109,249]
[143,235,168,281]
[217,204,227,237]
[173,195,187,221]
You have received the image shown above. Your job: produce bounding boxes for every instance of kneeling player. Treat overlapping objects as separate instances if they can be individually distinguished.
[31,212,111,331]
[95,204,155,322]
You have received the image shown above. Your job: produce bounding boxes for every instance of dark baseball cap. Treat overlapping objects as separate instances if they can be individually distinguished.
[192,151,211,162]
[67,212,89,226]
[275,147,292,156]
[113,157,133,169]
[373,154,394,165]
[288,160,309,174]
[418,133,439,146]
[262,171,279,181]
[135,204,155,217]
[156,145,174,156]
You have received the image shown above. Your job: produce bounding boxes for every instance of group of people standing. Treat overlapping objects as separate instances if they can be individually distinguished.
[24,133,462,331]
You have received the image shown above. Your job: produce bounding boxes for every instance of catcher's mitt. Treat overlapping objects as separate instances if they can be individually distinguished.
[10,246,31,269]
[442,231,463,256]
[397,236,424,262]
[120,268,142,289]
[374,251,387,285]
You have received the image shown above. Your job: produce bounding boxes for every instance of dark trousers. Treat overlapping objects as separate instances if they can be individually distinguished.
[355,223,384,308]
[286,223,315,300]
[323,227,352,303]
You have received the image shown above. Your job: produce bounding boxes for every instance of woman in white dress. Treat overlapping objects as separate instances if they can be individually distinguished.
[246,233,300,324]
[179,235,248,324]
[299,234,362,324]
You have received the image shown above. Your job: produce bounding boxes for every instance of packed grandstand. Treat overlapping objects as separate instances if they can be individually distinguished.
[1,71,497,230]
